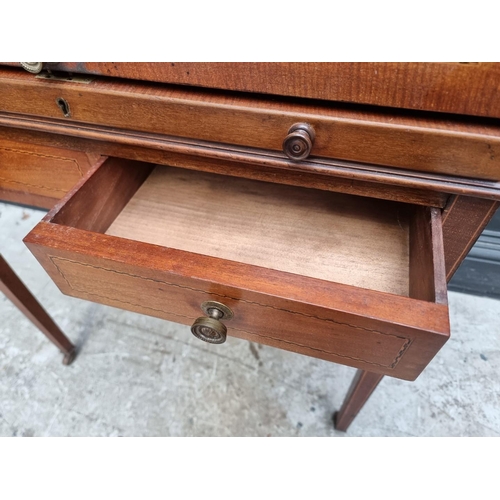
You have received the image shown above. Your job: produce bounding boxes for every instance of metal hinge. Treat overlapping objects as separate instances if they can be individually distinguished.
[20,62,93,83]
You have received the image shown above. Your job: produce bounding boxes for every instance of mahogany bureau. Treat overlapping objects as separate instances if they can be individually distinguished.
[1,62,499,432]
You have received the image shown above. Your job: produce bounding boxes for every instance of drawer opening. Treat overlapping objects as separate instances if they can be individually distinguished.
[50,158,446,303]
[26,156,450,380]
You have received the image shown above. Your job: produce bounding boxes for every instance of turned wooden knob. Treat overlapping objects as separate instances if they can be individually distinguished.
[283,123,315,161]
[191,301,233,344]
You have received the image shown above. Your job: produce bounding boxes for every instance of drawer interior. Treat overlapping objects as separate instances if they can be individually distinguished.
[106,166,410,296]
[50,158,445,303]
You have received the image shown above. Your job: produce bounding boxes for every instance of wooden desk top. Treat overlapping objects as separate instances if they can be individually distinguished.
[3,62,500,119]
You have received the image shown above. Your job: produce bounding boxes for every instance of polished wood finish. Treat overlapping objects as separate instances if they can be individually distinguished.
[409,206,447,303]
[2,115,500,205]
[51,156,151,232]
[0,254,75,363]
[1,68,500,180]
[0,124,453,208]
[442,196,500,280]
[5,63,500,119]
[25,223,450,380]
[5,117,496,205]
[24,157,450,380]
[334,370,384,432]
[2,62,497,432]
[0,136,100,208]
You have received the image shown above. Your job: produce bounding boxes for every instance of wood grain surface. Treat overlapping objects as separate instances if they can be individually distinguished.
[4,61,494,430]
[1,115,500,208]
[23,157,450,380]
[1,68,500,180]
[0,137,100,208]
[4,63,499,119]
[25,222,450,380]
[51,156,151,233]
[106,166,411,296]
[409,207,447,303]
[7,118,499,204]
[334,370,384,431]
[442,195,500,280]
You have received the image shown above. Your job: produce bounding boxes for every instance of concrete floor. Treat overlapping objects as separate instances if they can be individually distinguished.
[1,201,499,437]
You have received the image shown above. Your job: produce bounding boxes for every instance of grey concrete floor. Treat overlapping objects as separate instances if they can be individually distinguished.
[1,201,499,437]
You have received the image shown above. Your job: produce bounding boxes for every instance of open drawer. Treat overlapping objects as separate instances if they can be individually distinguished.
[24,157,450,380]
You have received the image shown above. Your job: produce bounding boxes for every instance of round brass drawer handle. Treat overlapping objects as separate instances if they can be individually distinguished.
[191,301,233,344]
[282,123,315,161]
[20,62,44,74]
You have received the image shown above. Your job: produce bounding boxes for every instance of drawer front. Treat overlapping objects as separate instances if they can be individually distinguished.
[1,68,500,180]
[24,157,450,381]
[36,251,413,371]
[0,137,101,208]
[27,228,449,381]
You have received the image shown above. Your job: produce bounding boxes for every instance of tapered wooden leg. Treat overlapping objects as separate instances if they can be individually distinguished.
[0,254,76,365]
[334,369,384,432]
